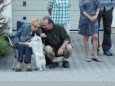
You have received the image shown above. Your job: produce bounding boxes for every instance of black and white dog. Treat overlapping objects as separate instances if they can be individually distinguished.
[26,34,46,71]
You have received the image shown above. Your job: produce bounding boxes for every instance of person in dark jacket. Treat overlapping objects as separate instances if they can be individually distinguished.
[98,0,115,56]
[41,16,72,69]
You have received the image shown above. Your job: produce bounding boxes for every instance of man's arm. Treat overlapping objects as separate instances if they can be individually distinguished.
[48,8,51,15]
[57,40,70,56]
[57,26,71,56]
[47,0,54,15]
[60,40,70,49]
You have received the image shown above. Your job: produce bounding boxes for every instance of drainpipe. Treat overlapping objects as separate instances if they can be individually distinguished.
[9,0,12,33]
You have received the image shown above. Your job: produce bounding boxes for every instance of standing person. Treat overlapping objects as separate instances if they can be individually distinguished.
[41,16,72,68]
[47,0,71,34]
[98,0,115,56]
[13,18,42,72]
[78,0,102,62]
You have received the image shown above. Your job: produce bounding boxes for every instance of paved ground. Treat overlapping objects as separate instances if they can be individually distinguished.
[0,32,115,82]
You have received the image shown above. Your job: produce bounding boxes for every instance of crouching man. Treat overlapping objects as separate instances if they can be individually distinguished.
[41,16,72,68]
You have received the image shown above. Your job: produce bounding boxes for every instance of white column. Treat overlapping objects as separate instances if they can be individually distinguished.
[112,9,115,27]
[3,0,12,33]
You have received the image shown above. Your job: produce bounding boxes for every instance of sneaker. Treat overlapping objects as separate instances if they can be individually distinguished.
[104,51,113,56]
[49,62,58,69]
[62,61,70,68]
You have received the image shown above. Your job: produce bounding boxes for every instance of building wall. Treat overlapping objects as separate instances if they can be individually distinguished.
[112,9,115,27]
[3,0,12,33]
[5,0,115,31]
[12,0,79,30]
[12,0,48,30]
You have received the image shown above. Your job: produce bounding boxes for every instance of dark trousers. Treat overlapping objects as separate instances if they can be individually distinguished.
[17,45,31,63]
[98,7,114,52]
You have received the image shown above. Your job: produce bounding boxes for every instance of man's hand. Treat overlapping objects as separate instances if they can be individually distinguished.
[40,33,47,38]
[57,48,64,56]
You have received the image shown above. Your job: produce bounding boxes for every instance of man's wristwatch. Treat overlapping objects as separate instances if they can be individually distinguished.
[61,45,65,49]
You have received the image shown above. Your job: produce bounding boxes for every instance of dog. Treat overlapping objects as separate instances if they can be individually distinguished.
[26,34,46,71]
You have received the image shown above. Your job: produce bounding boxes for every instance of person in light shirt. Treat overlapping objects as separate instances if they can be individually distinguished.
[47,0,71,34]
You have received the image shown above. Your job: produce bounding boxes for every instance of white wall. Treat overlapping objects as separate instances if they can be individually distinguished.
[112,9,115,27]
[4,0,115,32]
[12,0,79,30]
[3,0,12,33]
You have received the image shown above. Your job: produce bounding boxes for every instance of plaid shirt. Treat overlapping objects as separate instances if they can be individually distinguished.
[100,0,115,11]
[47,0,71,24]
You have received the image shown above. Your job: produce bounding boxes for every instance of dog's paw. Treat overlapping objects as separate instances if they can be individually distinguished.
[38,68,46,71]
[43,68,46,71]
[34,68,37,70]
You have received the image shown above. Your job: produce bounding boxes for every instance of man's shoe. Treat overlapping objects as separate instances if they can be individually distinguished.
[62,61,70,68]
[49,62,58,69]
[27,68,32,72]
[104,51,113,56]
[15,68,21,72]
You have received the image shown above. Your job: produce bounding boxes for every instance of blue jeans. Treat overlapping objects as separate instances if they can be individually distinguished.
[17,45,31,64]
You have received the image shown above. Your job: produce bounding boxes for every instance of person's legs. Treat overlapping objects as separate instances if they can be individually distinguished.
[24,45,32,71]
[16,45,32,71]
[102,8,113,55]
[44,45,58,68]
[92,34,102,62]
[92,34,99,58]
[84,35,92,62]
[16,45,25,71]
[97,11,102,53]
[24,45,31,63]
[63,44,72,59]
[17,45,25,62]
[62,44,72,68]
[91,11,102,55]
[83,35,90,59]
[44,45,55,61]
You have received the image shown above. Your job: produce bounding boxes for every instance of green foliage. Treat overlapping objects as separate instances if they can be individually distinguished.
[0,33,10,57]
[0,0,10,57]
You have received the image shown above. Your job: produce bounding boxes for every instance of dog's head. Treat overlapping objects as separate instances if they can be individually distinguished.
[31,33,41,41]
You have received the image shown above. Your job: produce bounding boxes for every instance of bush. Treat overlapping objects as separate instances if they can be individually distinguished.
[0,0,10,57]
[0,33,10,57]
